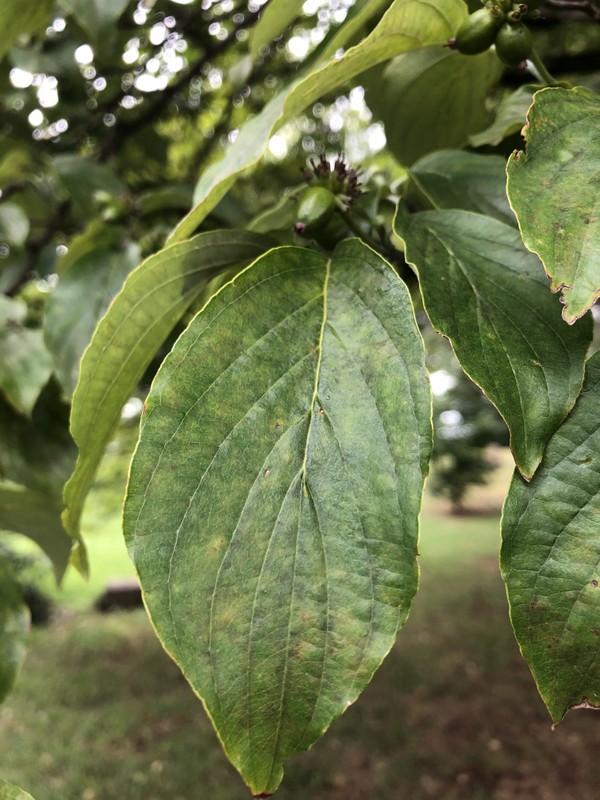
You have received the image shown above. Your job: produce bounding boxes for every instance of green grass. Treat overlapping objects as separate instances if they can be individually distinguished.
[3,454,600,799]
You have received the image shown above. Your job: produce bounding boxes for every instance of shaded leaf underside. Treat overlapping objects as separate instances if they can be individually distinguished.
[502,350,600,722]
[124,239,432,795]
[409,149,515,227]
[368,47,502,167]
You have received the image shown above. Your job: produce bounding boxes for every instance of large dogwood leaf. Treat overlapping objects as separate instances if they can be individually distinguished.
[502,351,600,722]
[124,239,432,795]
[507,87,600,323]
[395,207,592,478]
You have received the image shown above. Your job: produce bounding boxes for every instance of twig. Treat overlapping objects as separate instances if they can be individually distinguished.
[5,200,71,297]
[545,0,600,20]
[0,181,27,204]
[98,8,262,161]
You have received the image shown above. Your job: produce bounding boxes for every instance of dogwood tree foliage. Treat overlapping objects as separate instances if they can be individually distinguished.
[1,0,599,796]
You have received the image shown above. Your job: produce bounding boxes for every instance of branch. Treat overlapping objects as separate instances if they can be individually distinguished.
[98,8,262,161]
[544,0,600,20]
[0,181,27,204]
[5,200,71,297]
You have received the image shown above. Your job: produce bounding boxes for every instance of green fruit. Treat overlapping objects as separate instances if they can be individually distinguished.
[454,9,501,56]
[295,186,336,234]
[495,21,533,65]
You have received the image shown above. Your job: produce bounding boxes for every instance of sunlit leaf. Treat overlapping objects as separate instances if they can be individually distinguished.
[251,0,305,60]
[507,86,600,323]
[502,350,600,722]
[124,239,432,796]
[64,230,272,568]
[395,206,592,478]
[0,780,35,800]
[315,0,393,63]
[170,0,467,244]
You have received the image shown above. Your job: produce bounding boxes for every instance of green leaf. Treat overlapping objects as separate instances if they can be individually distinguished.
[0,780,35,800]
[124,239,432,796]
[0,384,76,498]
[502,350,600,722]
[251,0,305,60]
[170,0,467,244]
[469,85,534,148]
[58,0,129,39]
[0,203,29,247]
[395,207,592,479]
[314,0,393,63]
[44,242,140,396]
[138,185,194,217]
[0,482,72,582]
[63,230,272,565]
[507,86,600,323]
[0,297,53,416]
[409,150,515,226]
[0,0,53,60]
[53,155,127,219]
[366,47,502,166]
[0,557,29,704]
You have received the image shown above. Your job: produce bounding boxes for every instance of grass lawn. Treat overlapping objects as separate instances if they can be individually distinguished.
[2,450,600,800]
